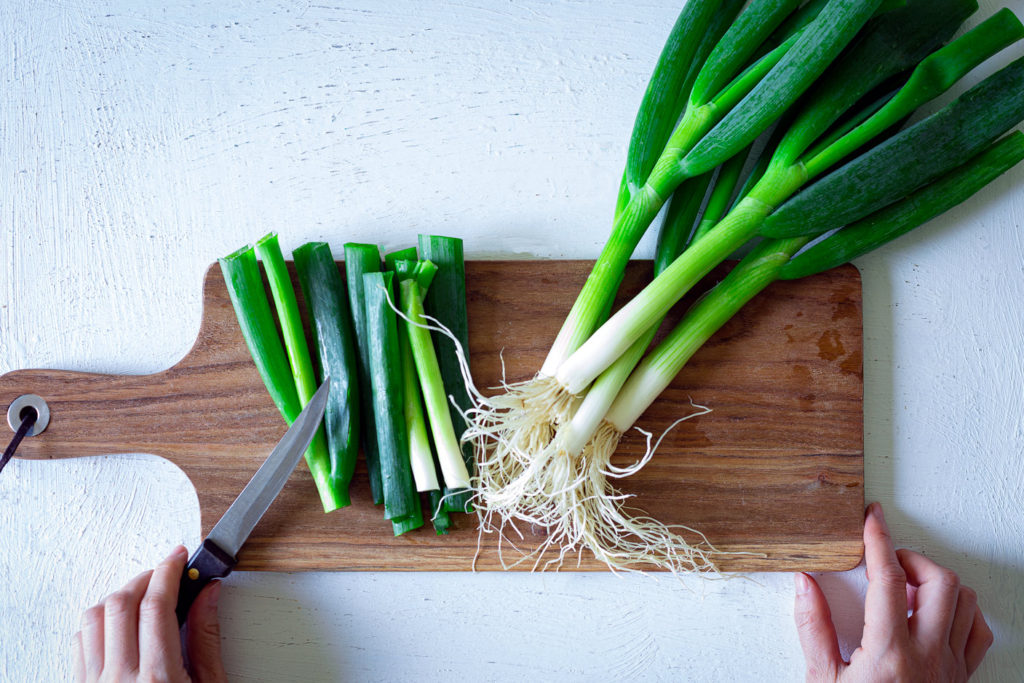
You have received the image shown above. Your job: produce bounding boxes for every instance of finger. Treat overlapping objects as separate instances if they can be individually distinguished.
[964,609,994,677]
[793,573,844,680]
[862,503,909,648]
[103,570,154,674]
[71,632,86,682]
[896,548,960,646]
[186,581,228,683]
[948,585,978,655]
[79,603,105,679]
[138,545,189,674]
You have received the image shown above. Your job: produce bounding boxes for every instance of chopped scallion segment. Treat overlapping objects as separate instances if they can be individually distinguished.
[344,243,386,505]
[293,241,360,509]
[363,270,417,520]
[253,233,340,512]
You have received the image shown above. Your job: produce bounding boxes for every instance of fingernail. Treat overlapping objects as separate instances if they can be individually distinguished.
[866,502,883,522]
[795,573,813,595]
[166,545,188,562]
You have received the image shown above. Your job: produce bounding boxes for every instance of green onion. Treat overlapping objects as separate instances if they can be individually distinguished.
[689,142,752,247]
[610,130,1024,431]
[427,489,451,535]
[764,51,1024,238]
[614,0,730,219]
[344,243,385,505]
[417,235,475,512]
[363,271,417,520]
[542,0,886,376]
[384,254,441,496]
[219,246,300,423]
[253,233,340,512]
[293,241,360,509]
[398,263,472,490]
[780,131,1024,280]
[556,6,1015,395]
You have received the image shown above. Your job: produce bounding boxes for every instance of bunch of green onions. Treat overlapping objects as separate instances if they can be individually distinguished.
[463,0,1024,572]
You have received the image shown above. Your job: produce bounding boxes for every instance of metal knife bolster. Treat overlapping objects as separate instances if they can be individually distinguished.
[175,539,237,625]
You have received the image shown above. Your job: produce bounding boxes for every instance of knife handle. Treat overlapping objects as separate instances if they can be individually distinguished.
[175,539,237,626]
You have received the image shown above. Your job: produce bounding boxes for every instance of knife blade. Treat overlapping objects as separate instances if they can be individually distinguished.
[175,380,330,625]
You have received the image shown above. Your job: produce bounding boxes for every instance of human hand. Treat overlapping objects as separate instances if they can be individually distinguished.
[72,545,227,682]
[793,503,993,681]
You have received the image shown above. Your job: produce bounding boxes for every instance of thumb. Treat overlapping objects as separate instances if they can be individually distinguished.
[186,581,227,683]
[794,573,844,681]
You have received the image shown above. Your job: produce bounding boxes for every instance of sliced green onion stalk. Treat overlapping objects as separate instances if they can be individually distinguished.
[344,243,385,505]
[418,234,475,513]
[397,262,472,491]
[363,271,417,520]
[384,254,441,498]
[253,233,341,513]
[294,241,360,509]
[428,489,451,535]
[219,246,301,423]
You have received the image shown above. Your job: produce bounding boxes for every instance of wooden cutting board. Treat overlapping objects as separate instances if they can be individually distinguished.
[0,260,864,572]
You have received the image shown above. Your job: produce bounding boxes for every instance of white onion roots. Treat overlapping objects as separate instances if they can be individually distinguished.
[389,302,722,574]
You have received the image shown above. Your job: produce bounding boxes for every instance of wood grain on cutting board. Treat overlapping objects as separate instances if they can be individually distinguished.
[0,260,864,571]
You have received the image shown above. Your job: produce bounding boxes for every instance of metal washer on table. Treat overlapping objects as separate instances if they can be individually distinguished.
[7,394,49,436]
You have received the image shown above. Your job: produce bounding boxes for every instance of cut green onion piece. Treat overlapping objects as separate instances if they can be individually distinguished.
[254,233,339,512]
[293,241,360,509]
[428,490,451,536]
[344,243,385,505]
[780,131,1024,280]
[384,246,418,272]
[398,274,472,490]
[219,246,301,423]
[417,235,475,512]
[388,259,441,494]
[363,271,417,520]
[391,496,424,537]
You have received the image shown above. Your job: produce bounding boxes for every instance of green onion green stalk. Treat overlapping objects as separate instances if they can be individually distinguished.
[555,7,1020,397]
[250,234,342,512]
[293,241,361,509]
[344,243,386,505]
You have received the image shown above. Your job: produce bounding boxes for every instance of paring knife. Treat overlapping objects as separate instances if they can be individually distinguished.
[175,380,330,625]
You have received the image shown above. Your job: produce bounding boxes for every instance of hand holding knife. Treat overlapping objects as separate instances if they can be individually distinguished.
[175,380,330,625]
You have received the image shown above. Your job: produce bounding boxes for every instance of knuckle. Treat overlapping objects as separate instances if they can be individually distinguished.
[937,568,960,591]
[82,604,104,629]
[139,591,168,620]
[877,564,907,588]
[104,591,132,616]
[958,585,977,607]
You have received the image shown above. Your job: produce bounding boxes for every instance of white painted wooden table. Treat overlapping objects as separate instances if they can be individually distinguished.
[3,2,1023,680]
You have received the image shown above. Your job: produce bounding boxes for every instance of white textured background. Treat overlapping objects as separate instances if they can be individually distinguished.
[2,1,1023,680]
